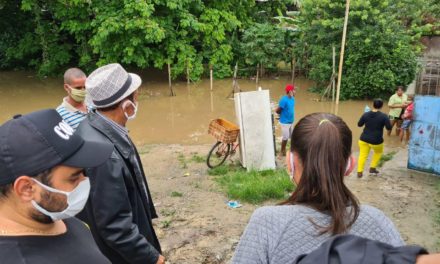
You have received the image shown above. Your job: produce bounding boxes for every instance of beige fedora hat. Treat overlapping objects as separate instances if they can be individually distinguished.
[86,63,141,108]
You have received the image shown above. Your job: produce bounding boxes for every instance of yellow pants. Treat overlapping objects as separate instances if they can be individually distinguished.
[357,140,383,172]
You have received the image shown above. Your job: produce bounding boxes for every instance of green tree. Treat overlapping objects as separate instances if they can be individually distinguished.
[240,23,290,74]
[298,0,418,99]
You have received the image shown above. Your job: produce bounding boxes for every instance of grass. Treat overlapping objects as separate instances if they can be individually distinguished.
[161,220,172,228]
[212,166,294,204]
[160,209,176,217]
[176,152,205,168]
[377,151,398,168]
[208,165,232,176]
[190,153,205,163]
[137,145,152,154]
[177,153,188,169]
[170,191,183,197]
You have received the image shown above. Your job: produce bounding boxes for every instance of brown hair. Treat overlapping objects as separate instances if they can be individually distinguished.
[282,113,359,235]
[0,169,52,200]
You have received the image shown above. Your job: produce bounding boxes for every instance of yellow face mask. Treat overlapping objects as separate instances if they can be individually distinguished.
[69,88,87,103]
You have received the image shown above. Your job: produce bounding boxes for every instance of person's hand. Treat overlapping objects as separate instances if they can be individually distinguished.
[156,255,165,264]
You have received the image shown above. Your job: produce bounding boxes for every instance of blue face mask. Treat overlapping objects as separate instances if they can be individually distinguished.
[31,178,90,221]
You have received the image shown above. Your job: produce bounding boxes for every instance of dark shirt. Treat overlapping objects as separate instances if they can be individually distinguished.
[358,111,392,145]
[0,217,110,264]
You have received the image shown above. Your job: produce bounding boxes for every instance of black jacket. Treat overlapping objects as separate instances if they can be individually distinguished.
[76,112,161,264]
[294,235,427,264]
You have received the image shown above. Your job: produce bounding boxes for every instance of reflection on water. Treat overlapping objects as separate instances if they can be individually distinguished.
[0,71,402,150]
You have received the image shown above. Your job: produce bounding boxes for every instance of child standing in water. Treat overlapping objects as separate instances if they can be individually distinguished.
[399,95,414,142]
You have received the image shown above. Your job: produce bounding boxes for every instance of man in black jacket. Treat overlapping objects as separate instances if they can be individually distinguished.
[76,63,164,264]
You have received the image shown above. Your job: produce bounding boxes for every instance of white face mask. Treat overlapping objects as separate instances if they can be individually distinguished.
[31,178,90,221]
[122,100,138,120]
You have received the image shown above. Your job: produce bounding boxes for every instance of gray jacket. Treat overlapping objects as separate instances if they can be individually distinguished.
[76,111,161,264]
[232,205,403,264]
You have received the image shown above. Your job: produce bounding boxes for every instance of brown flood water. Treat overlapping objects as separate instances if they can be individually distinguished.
[0,71,402,150]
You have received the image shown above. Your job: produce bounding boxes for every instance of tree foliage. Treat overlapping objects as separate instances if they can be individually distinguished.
[298,0,420,99]
[0,0,297,79]
[0,0,438,100]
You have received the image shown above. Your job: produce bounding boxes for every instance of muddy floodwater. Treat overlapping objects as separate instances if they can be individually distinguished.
[0,71,403,149]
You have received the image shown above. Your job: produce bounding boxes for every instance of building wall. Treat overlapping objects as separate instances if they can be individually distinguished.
[421,36,440,57]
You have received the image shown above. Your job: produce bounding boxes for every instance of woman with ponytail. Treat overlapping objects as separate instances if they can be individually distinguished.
[232,113,403,264]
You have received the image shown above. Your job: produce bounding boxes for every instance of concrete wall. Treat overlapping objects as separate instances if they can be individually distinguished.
[408,95,440,175]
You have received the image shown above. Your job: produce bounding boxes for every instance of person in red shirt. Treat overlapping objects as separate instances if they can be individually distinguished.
[399,95,414,142]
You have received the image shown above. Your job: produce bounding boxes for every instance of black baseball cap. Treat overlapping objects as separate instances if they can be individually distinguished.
[0,109,113,185]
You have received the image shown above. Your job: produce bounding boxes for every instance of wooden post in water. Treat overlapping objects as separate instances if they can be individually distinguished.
[335,0,350,106]
[291,58,296,84]
[186,60,190,85]
[332,46,336,102]
[210,64,213,91]
[168,63,175,96]
[233,63,238,89]
[256,63,260,89]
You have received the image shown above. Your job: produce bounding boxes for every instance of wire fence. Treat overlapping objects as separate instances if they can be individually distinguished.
[415,57,440,96]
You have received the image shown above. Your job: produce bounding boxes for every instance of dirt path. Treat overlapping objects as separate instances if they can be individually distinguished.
[346,146,440,252]
[141,144,440,263]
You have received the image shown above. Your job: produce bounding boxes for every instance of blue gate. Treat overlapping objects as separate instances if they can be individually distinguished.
[408,96,440,175]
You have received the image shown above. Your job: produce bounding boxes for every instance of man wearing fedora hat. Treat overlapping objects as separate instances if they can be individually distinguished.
[0,109,113,263]
[76,63,164,264]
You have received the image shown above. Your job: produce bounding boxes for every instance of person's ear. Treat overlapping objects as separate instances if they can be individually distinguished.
[64,84,71,94]
[13,176,37,202]
[344,155,356,176]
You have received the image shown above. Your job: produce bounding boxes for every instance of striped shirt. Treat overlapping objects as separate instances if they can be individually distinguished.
[56,97,88,130]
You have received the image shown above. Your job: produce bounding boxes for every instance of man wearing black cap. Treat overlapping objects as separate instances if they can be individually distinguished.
[0,109,113,263]
[76,63,164,264]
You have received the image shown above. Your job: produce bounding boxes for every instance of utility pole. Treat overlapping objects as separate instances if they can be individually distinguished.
[335,0,350,106]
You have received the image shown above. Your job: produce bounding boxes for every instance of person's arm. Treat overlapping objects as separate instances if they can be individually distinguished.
[276,98,285,114]
[231,208,272,264]
[388,96,405,109]
[366,206,404,247]
[417,254,440,264]
[385,115,392,131]
[87,155,161,264]
[357,114,365,127]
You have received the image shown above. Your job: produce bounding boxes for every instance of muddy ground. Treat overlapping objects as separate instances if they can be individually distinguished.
[140,144,440,264]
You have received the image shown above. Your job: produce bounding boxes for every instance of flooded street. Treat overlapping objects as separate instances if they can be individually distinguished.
[0,71,402,149]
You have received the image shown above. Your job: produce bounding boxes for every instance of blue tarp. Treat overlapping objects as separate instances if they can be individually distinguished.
[408,96,440,175]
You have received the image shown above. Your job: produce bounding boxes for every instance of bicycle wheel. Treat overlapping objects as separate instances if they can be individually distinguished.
[207,141,231,168]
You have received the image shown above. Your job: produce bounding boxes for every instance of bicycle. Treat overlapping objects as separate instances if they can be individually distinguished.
[206,118,240,169]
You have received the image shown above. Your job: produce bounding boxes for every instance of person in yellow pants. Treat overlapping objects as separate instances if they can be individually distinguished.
[357,99,392,178]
